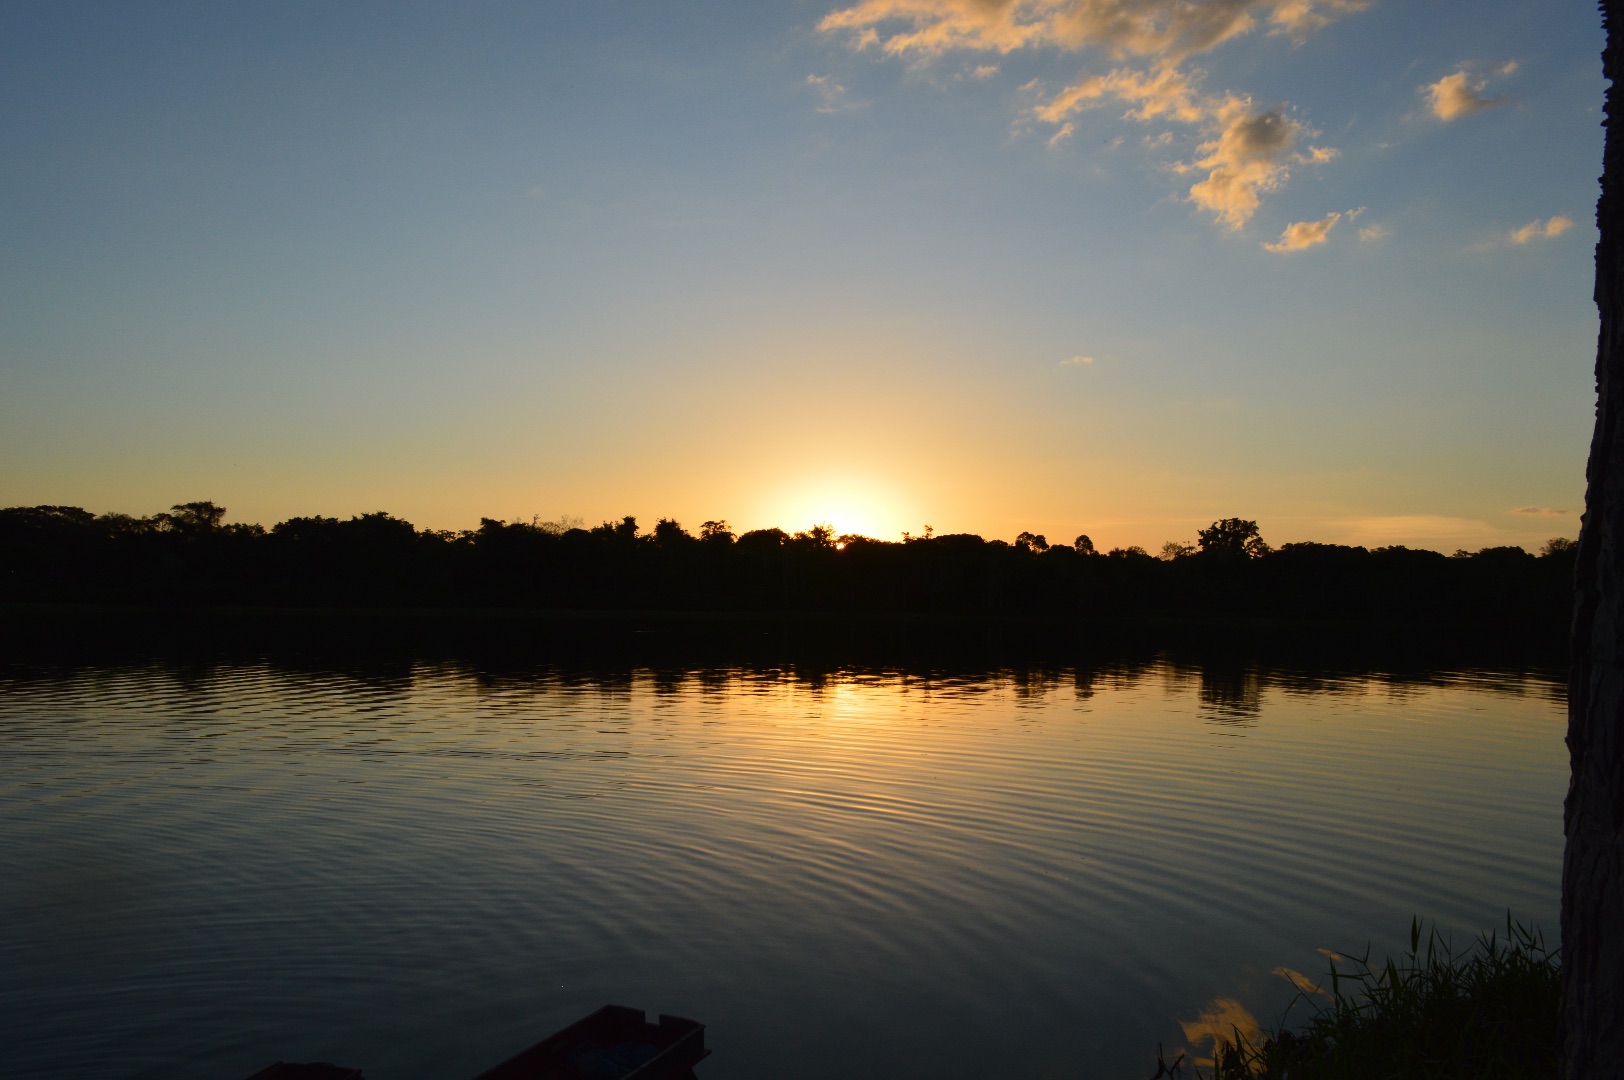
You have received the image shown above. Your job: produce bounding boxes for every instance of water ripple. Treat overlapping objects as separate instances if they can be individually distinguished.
[0,660,1566,1080]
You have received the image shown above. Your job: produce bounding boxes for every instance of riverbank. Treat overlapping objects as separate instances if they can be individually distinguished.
[0,601,1569,674]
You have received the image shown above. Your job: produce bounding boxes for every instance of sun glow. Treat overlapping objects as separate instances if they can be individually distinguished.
[749,475,920,542]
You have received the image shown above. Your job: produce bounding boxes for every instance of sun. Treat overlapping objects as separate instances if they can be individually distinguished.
[752,475,917,542]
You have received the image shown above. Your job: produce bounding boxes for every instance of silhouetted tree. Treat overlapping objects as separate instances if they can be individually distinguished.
[159,500,227,533]
[652,518,693,546]
[737,528,786,551]
[1565,4,1624,1073]
[794,523,837,550]
[1197,518,1269,559]
[699,520,734,543]
[1073,534,1095,555]
[0,498,1579,624]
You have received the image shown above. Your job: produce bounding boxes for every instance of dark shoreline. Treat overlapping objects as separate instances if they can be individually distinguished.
[0,602,1570,680]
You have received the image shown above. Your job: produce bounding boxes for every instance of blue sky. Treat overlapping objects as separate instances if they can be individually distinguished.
[0,1,1605,551]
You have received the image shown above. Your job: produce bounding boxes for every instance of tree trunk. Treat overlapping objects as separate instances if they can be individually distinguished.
[1565,3,1624,1075]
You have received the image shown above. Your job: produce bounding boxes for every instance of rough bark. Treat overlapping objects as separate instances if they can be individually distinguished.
[1565,3,1624,1076]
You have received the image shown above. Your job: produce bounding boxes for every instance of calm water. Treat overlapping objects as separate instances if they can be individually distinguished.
[0,657,1566,1079]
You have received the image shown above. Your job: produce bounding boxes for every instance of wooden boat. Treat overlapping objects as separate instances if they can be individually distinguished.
[468,1005,709,1080]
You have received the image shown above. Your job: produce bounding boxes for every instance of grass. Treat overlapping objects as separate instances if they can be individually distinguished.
[1153,917,1560,1080]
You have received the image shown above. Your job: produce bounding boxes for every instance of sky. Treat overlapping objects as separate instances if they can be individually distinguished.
[0,1,1606,552]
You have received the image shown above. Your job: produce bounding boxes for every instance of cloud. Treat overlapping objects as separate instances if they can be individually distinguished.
[1047,121,1076,146]
[821,0,1362,229]
[1037,65,1209,126]
[1037,68,1335,227]
[1509,215,1573,245]
[1264,210,1342,252]
[1423,67,1509,121]
[820,0,1367,63]
[1058,354,1094,367]
[972,63,999,78]
[1358,223,1389,242]
[1511,506,1572,517]
[1184,107,1330,228]
[807,73,858,112]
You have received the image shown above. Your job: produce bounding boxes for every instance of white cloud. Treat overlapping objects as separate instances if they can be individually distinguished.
[1358,223,1389,242]
[1264,210,1342,252]
[1047,121,1076,146]
[972,63,999,79]
[1509,215,1574,244]
[1058,354,1095,367]
[1423,66,1510,121]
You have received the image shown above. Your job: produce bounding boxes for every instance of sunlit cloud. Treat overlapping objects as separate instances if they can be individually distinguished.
[1509,215,1573,245]
[1185,108,1330,228]
[821,0,1361,229]
[972,63,999,78]
[1037,65,1209,126]
[1036,68,1335,228]
[1058,354,1094,367]
[1264,209,1342,252]
[1423,64,1513,121]
[1511,505,1572,517]
[819,1,1366,63]
[1358,222,1390,242]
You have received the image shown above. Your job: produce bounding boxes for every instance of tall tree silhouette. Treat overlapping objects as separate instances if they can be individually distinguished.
[1565,3,1624,1074]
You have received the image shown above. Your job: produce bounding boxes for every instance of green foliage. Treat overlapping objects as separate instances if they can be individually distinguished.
[1156,917,1559,1080]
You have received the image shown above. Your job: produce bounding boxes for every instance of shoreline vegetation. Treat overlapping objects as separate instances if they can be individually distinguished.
[1159,918,1560,1080]
[0,503,1576,633]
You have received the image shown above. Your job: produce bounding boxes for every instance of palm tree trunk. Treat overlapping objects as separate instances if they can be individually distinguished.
[1565,3,1624,1075]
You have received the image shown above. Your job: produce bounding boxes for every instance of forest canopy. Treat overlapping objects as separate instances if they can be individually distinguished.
[0,502,1575,626]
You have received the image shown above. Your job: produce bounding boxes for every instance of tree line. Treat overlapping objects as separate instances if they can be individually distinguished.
[0,502,1576,625]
